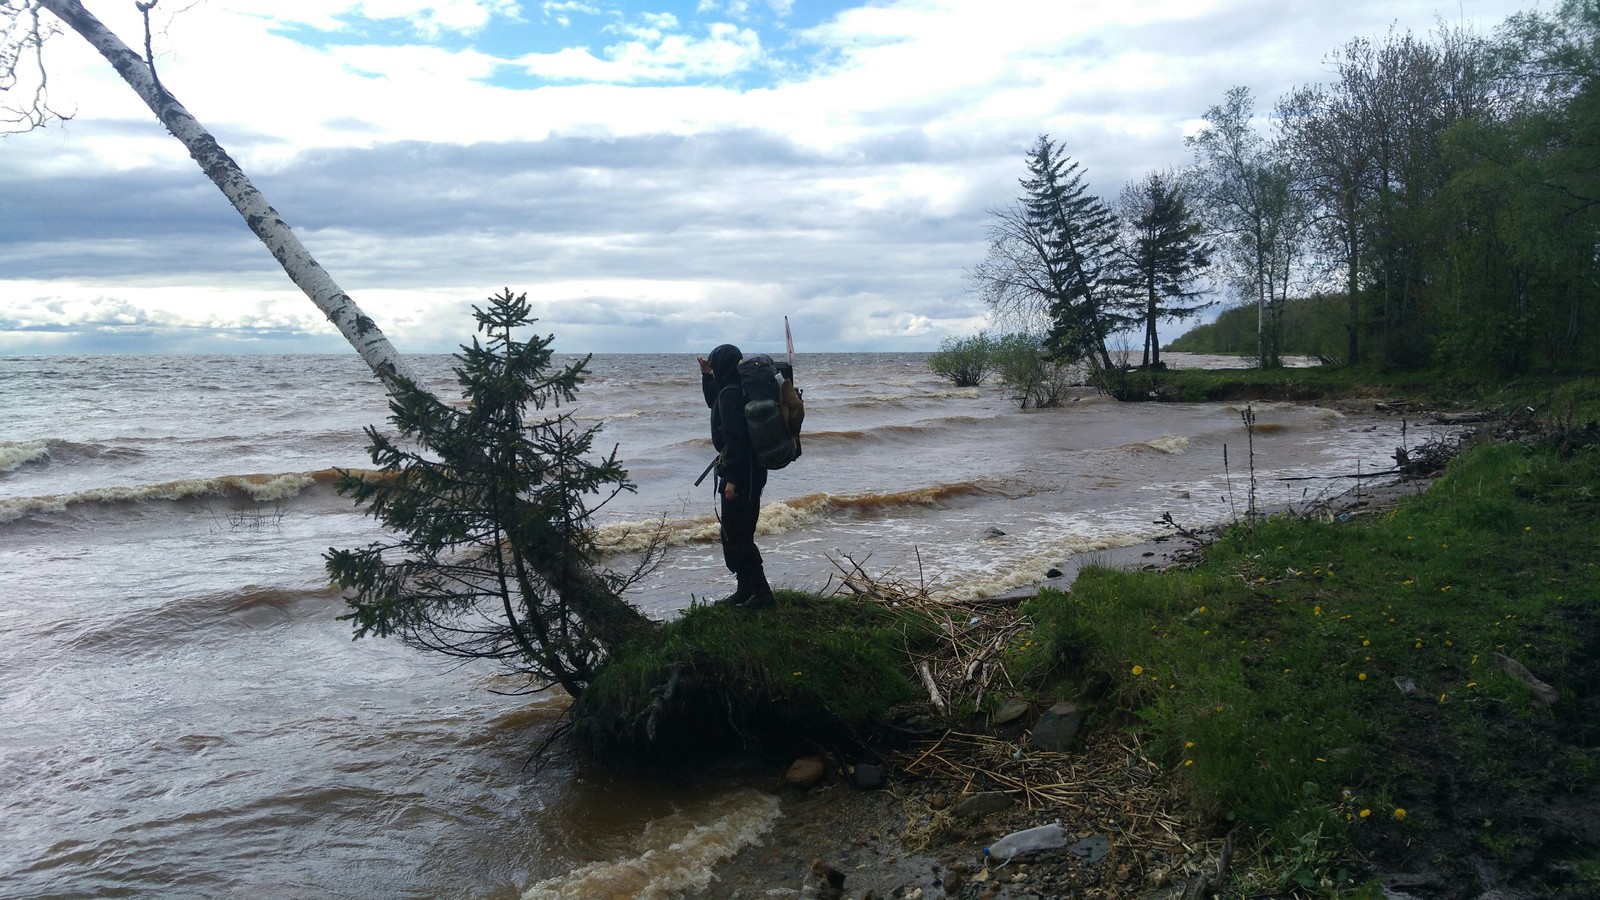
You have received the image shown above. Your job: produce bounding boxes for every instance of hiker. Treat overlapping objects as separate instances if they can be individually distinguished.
[700,344,775,609]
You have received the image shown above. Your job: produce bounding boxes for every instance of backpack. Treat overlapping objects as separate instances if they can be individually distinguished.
[731,354,804,469]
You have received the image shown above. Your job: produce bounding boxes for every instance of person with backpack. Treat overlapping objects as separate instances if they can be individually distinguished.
[699,343,776,609]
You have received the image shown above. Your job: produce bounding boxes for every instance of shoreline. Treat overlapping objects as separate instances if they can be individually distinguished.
[706,473,1432,899]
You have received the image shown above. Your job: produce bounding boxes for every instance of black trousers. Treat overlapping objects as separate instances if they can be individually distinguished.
[719,474,766,580]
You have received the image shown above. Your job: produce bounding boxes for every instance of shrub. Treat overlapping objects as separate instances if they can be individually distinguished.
[992,332,1077,408]
[928,332,995,386]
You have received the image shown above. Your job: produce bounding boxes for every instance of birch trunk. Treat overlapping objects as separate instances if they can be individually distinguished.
[36,0,654,656]
[36,0,416,389]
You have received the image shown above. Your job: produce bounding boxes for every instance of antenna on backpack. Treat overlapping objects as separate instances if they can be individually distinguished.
[783,316,797,383]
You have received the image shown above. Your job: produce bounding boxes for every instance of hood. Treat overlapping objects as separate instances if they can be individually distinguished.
[708,343,742,386]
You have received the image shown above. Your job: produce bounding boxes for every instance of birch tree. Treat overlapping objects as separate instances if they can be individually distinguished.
[3,0,654,669]
[6,0,415,387]
[1187,87,1310,368]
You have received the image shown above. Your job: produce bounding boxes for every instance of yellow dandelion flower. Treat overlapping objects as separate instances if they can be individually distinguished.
[1360,809,1371,818]
[1467,682,1478,688]
[1131,665,1144,676]
[1403,579,1414,585]
[1439,693,1447,703]
[792,671,803,677]
[1358,673,1368,681]
[1362,639,1371,646]
[1415,641,1423,649]
[1394,808,1408,821]
[1185,741,1195,749]
[1313,606,1322,616]
[1184,759,1194,767]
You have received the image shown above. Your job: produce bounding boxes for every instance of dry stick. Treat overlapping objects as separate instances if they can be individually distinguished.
[917,661,947,713]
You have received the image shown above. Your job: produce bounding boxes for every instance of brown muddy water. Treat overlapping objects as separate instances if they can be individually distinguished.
[0,352,1438,897]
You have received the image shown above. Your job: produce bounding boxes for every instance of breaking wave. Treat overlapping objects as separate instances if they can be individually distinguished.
[595,481,1002,553]
[0,469,349,524]
[0,439,51,472]
[520,790,780,900]
[1134,435,1191,454]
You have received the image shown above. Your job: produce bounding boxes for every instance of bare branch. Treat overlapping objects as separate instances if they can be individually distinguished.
[1,0,72,131]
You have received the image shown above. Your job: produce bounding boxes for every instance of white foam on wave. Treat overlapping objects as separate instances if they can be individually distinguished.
[926,528,1153,602]
[595,484,997,554]
[520,789,781,900]
[1142,435,1190,454]
[0,439,51,472]
[0,472,320,524]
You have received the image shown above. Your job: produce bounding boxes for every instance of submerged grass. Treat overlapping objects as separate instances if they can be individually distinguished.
[1020,439,1600,893]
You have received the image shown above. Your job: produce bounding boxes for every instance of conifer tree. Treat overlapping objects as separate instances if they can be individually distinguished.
[325,290,656,699]
[970,136,1122,372]
[1021,136,1122,371]
[1116,170,1212,369]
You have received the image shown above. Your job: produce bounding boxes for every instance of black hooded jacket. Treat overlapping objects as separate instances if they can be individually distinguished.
[702,343,762,496]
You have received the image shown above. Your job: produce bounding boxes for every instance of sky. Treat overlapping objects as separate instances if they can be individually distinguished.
[0,0,1537,356]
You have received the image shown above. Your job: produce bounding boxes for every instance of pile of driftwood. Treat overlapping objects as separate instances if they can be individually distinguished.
[825,552,1029,716]
[825,553,1224,892]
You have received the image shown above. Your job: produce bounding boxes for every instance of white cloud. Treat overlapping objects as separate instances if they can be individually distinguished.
[4,0,1536,354]
[511,17,763,83]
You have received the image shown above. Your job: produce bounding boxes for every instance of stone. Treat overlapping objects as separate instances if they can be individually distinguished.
[953,791,1013,818]
[1393,676,1421,698]
[783,755,827,789]
[992,698,1031,726]
[847,762,886,790]
[1029,701,1084,752]
[1068,833,1110,864]
[1495,652,1558,706]
[798,859,845,900]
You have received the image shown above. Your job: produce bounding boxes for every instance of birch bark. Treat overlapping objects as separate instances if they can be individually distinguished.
[30,0,654,657]
[35,0,416,389]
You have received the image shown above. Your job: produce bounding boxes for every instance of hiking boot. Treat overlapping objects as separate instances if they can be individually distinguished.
[715,576,753,606]
[737,591,775,610]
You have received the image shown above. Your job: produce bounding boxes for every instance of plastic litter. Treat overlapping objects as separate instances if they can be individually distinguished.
[981,821,1067,863]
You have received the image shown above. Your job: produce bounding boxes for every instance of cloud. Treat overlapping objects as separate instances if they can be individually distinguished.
[2,0,1533,355]
[509,17,764,83]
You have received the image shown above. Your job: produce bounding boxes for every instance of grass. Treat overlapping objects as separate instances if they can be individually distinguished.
[1018,438,1600,893]
[1105,364,1600,418]
[574,590,939,762]
[575,368,1600,893]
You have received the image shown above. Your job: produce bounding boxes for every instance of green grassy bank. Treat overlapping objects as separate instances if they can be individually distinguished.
[578,371,1600,895]
[1019,435,1600,894]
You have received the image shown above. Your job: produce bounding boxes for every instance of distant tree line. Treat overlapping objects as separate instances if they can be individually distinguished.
[1165,294,1352,361]
[965,0,1600,377]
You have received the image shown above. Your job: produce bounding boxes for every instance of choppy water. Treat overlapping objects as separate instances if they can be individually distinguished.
[0,351,1426,897]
